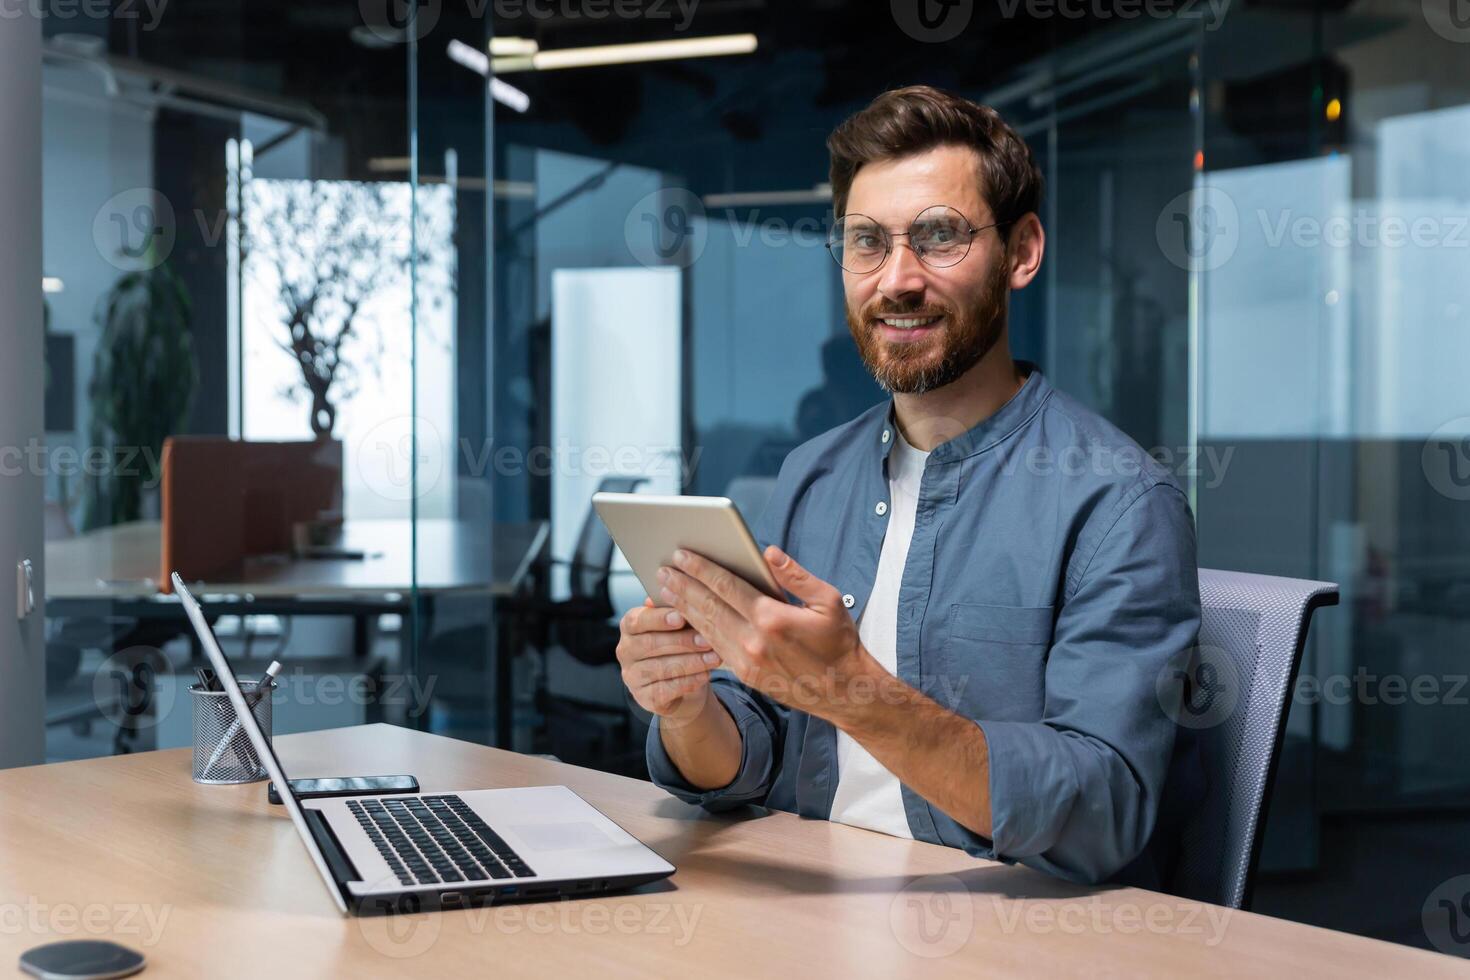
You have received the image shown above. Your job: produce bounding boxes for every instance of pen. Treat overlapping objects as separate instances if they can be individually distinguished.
[201,660,282,777]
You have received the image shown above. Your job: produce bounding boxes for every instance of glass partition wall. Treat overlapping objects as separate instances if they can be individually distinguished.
[40,3,427,761]
[1194,1,1470,942]
[405,14,508,750]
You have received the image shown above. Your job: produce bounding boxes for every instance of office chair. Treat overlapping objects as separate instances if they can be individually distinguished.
[42,500,149,752]
[1168,568,1339,909]
[527,475,650,774]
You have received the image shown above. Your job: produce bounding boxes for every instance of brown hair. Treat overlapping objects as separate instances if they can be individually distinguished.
[827,85,1043,226]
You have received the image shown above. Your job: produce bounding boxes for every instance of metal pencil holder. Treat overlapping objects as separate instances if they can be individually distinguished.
[190,681,272,784]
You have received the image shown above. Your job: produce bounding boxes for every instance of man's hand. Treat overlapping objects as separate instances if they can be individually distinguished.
[616,597,743,792]
[616,598,723,720]
[656,545,871,721]
[660,545,994,837]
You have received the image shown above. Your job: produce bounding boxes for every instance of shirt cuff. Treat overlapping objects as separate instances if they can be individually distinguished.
[645,680,777,810]
[974,717,1082,859]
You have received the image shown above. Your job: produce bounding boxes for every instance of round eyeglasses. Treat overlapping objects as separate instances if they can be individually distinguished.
[826,205,1008,275]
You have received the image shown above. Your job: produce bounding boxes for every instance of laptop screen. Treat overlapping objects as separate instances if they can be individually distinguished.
[172,574,349,914]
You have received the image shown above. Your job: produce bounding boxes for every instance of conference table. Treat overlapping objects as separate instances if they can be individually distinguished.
[0,724,1465,978]
[44,518,549,605]
[44,519,550,745]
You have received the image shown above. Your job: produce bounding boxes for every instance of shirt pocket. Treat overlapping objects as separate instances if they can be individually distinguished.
[940,603,1055,721]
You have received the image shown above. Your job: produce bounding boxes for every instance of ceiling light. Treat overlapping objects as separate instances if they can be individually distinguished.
[447,38,490,74]
[490,37,538,57]
[492,33,758,74]
[490,77,531,113]
[367,157,412,173]
[703,184,833,208]
[349,25,402,49]
[446,40,531,113]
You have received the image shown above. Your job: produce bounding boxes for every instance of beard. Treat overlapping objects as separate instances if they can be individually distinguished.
[845,253,1010,395]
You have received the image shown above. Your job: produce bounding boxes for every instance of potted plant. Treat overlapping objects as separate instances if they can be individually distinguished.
[82,261,197,530]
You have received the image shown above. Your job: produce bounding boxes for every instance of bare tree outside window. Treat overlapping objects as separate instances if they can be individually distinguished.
[240,179,454,437]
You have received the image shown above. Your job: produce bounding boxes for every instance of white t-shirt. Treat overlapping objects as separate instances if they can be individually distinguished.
[828,425,929,839]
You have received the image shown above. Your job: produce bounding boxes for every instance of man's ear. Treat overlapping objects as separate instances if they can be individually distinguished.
[1006,213,1045,290]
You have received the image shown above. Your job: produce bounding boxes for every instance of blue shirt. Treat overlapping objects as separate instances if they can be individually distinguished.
[646,364,1203,886]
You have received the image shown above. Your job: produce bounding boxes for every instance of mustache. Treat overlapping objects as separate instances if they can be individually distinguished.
[862,303,952,321]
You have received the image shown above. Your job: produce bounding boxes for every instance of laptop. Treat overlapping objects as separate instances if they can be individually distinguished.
[173,573,675,916]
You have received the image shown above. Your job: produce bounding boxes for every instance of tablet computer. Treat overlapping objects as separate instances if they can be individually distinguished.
[591,493,784,601]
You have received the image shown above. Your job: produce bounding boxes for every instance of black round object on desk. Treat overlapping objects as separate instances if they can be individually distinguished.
[18,940,145,980]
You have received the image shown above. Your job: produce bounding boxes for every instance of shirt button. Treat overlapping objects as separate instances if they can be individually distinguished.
[842,593,855,608]
[881,428,891,444]
[875,501,888,516]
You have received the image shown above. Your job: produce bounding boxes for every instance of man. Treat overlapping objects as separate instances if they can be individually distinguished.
[615,85,1202,887]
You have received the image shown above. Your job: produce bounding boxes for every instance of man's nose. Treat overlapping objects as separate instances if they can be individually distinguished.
[876,240,928,304]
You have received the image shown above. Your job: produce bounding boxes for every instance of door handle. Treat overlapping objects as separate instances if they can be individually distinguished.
[16,559,35,620]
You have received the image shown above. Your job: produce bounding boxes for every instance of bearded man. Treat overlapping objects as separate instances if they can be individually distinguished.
[616,85,1203,888]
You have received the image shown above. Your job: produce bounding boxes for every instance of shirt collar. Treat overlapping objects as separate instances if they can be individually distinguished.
[877,360,1052,465]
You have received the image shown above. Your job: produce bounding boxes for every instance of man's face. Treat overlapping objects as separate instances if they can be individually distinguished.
[841,144,1011,394]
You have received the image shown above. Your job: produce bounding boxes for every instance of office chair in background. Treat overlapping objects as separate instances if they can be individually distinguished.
[423,477,651,765]
[43,500,155,753]
[525,475,650,775]
[1170,568,1339,909]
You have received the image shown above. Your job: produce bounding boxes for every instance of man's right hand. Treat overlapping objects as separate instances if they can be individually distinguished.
[617,598,723,719]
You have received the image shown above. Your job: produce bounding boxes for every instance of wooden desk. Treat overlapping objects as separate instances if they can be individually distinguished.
[0,725,1463,978]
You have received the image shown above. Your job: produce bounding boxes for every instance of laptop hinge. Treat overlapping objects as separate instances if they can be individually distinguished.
[305,808,363,893]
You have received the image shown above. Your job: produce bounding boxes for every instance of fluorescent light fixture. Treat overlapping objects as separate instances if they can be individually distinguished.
[492,55,535,73]
[42,277,64,293]
[490,36,538,57]
[704,184,832,208]
[490,77,531,113]
[494,180,535,200]
[446,39,532,113]
[493,33,758,74]
[447,38,489,75]
[368,156,412,173]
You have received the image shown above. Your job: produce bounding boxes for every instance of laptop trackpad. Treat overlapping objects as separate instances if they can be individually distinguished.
[510,821,618,852]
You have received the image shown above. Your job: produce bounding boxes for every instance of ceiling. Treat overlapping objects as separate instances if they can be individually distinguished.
[42,0,1384,175]
[70,1,1138,144]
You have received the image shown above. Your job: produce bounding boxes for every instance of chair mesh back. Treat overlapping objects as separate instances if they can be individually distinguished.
[1169,569,1337,909]
[570,476,648,602]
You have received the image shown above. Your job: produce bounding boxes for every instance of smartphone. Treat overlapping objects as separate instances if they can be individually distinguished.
[267,774,420,804]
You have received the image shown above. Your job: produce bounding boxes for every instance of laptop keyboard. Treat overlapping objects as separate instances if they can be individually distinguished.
[347,795,537,887]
